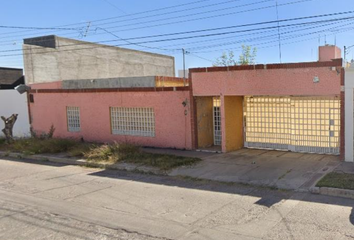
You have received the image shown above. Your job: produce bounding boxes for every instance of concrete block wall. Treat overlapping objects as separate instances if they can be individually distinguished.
[23,36,175,84]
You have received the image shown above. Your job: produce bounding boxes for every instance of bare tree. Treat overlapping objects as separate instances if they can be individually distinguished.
[1,114,18,143]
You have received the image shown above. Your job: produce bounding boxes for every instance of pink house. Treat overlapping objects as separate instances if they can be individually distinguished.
[189,47,344,158]
[24,36,345,159]
[29,81,192,150]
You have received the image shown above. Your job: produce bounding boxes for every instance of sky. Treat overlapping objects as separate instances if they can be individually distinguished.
[0,0,354,74]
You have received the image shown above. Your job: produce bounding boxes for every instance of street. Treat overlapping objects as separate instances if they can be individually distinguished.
[0,157,353,240]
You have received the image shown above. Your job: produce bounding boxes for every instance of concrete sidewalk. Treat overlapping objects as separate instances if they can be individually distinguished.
[0,148,341,191]
[169,148,341,191]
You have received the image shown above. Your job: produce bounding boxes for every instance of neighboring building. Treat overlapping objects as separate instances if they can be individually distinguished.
[23,35,175,84]
[345,60,354,162]
[189,45,344,158]
[0,67,24,89]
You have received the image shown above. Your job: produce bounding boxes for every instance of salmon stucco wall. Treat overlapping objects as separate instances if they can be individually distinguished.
[191,67,341,96]
[29,81,62,89]
[29,90,192,150]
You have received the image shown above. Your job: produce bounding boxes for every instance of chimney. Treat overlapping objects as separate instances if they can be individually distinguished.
[318,45,341,62]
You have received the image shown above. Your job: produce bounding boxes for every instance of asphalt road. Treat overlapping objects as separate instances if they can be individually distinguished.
[0,157,353,240]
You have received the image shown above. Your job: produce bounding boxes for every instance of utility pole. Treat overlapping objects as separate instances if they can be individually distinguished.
[275,0,282,63]
[344,46,347,66]
[182,48,186,86]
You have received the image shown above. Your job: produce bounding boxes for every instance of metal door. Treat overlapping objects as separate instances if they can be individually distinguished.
[244,96,340,154]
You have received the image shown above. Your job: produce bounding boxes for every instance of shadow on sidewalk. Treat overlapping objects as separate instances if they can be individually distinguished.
[88,168,354,213]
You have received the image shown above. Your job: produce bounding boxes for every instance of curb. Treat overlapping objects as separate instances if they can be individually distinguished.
[0,151,164,175]
[309,186,354,200]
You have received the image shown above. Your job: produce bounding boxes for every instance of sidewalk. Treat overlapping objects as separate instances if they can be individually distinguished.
[169,149,340,191]
[1,148,342,192]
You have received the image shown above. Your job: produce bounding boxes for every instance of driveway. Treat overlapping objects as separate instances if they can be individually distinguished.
[168,148,340,190]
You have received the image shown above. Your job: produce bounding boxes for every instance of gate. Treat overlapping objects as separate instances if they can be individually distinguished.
[244,96,340,155]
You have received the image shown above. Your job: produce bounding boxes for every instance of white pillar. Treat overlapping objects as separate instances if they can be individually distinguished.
[345,69,354,162]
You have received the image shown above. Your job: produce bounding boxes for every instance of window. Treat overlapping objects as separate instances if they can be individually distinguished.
[67,106,80,132]
[110,107,155,137]
[213,97,221,146]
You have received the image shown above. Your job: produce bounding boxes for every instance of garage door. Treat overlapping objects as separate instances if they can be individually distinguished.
[244,96,340,155]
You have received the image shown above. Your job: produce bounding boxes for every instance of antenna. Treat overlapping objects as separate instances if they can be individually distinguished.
[334,35,336,46]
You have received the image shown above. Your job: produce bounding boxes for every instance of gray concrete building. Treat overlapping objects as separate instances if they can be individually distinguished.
[23,35,175,84]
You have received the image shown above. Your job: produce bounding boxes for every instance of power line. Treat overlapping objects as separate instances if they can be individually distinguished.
[157,19,329,49]
[92,0,272,29]
[0,25,82,31]
[0,0,275,44]
[3,24,352,68]
[0,0,314,44]
[92,0,245,27]
[0,16,351,56]
[184,17,354,51]
[2,7,352,49]
[0,14,352,57]
[100,0,127,14]
[0,0,212,37]
[192,23,354,53]
[87,0,316,34]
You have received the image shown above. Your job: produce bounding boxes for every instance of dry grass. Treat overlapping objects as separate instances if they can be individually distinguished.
[0,138,201,171]
[0,138,80,155]
[85,143,201,171]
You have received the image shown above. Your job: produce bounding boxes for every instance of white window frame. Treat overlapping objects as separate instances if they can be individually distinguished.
[66,106,81,132]
[110,107,155,137]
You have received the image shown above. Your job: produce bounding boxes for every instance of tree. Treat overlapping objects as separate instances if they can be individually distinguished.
[213,45,257,66]
[1,114,18,143]
[238,45,257,65]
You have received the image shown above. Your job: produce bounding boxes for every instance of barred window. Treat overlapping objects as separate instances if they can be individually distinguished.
[110,107,155,137]
[67,106,80,132]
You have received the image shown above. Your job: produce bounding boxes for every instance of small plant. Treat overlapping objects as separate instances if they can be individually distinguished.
[30,124,56,140]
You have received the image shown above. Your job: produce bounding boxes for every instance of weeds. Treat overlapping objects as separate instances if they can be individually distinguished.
[84,143,201,171]
[0,138,201,171]
[1,138,78,155]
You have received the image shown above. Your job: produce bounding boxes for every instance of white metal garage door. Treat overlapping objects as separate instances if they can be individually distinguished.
[244,96,340,155]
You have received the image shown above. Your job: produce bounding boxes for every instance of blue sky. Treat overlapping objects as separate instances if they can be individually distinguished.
[0,0,353,73]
